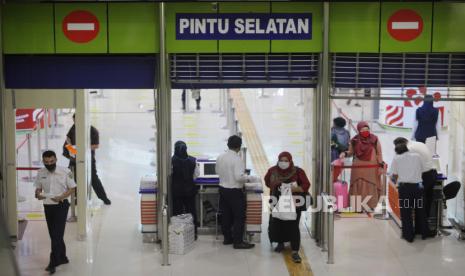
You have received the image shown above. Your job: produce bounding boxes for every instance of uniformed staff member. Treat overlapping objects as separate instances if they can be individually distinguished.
[216,135,260,249]
[389,143,428,243]
[34,150,76,274]
[63,114,111,205]
[394,137,438,235]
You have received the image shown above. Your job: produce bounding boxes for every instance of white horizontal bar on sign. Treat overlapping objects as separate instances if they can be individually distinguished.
[391,22,419,30]
[67,23,95,31]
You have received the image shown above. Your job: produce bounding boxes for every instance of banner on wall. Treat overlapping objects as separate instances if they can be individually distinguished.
[176,13,312,40]
[379,87,449,129]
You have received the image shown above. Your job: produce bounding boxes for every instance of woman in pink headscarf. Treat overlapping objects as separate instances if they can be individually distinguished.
[339,121,384,211]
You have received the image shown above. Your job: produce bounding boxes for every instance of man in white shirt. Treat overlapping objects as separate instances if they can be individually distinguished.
[34,150,76,274]
[394,137,438,221]
[216,135,260,249]
[389,144,428,242]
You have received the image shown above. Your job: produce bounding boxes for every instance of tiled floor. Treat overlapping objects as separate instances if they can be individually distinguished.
[13,89,465,276]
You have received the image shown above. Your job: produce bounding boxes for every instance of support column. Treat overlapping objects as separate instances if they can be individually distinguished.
[0,3,18,237]
[156,2,171,266]
[321,2,334,264]
[74,89,89,240]
[321,2,332,200]
[315,1,332,249]
[0,3,10,229]
[3,90,16,238]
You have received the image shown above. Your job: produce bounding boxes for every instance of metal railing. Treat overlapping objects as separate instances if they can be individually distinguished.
[331,53,465,101]
[170,53,319,86]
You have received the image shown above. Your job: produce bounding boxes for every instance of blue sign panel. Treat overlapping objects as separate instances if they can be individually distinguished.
[176,13,312,40]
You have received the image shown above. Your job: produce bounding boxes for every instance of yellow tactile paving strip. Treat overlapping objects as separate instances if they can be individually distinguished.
[229,89,313,276]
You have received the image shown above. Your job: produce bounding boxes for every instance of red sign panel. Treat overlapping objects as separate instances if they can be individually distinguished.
[62,10,100,43]
[387,9,423,42]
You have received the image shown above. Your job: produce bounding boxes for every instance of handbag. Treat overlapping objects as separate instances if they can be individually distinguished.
[271,183,297,221]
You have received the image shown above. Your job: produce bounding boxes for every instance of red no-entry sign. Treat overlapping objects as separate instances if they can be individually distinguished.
[62,10,100,43]
[387,9,423,42]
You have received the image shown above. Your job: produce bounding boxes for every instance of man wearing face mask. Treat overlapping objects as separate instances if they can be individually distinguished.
[216,135,261,249]
[34,151,76,274]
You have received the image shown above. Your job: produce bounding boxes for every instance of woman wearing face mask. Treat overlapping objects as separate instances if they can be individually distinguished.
[265,152,311,263]
[171,141,200,238]
[340,121,384,212]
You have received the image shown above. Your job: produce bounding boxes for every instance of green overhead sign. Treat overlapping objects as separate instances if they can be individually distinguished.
[2,2,465,54]
[380,2,432,53]
[55,3,108,53]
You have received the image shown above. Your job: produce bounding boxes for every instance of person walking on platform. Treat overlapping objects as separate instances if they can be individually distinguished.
[182,89,202,111]
[216,135,260,249]
[412,94,440,143]
[331,117,350,162]
[63,114,111,205]
[394,137,437,236]
[339,121,384,212]
[34,151,76,274]
[265,152,311,263]
[389,143,428,242]
[171,140,200,239]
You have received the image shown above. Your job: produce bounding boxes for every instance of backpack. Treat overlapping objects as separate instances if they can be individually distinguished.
[331,128,350,152]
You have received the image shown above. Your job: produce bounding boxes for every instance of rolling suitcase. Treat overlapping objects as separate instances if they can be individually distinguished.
[334,180,349,210]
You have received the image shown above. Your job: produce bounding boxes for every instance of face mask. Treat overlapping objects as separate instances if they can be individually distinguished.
[45,163,56,172]
[360,130,370,138]
[278,161,290,170]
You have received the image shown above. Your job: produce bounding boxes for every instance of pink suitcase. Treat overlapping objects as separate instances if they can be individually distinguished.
[334,181,349,210]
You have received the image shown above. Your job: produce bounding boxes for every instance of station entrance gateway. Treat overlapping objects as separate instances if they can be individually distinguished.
[2,1,465,273]
[1,90,91,240]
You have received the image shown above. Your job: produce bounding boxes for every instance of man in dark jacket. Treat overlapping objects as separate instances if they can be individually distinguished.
[63,114,111,205]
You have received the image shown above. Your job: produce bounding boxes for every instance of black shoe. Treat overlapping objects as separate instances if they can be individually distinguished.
[291,252,302,263]
[196,105,201,110]
[103,199,111,205]
[45,265,56,274]
[233,242,255,249]
[223,239,233,245]
[274,243,284,253]
[58,257,69,265]
[404,237,414,243]
[422,232,436,240]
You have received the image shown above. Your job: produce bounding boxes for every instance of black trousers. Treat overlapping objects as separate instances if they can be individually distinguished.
[421,169,437,218]
[398,183,427,240]
[91,160,108,201]
[172,195,198,235]
[69,161,108,202]
[44,200,70,267]
[219,187,246,244]
[181,90,201,108]
[274,211,302,251]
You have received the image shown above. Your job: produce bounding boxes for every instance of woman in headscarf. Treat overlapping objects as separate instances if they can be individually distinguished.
[171,141,199,237]
[412,94,439,143]
[339,121,384,212]
[265,152,311,263]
